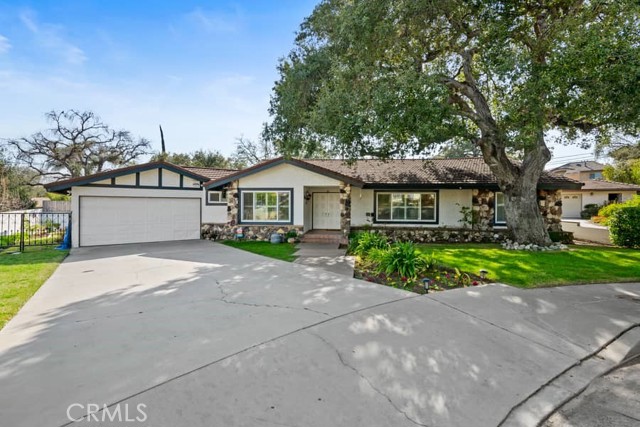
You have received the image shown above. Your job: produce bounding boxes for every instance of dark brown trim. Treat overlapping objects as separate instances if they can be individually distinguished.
[45,161,212,193]
[237,187,294,225]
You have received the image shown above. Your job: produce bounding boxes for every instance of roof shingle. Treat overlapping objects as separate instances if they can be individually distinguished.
[303,158,578,187]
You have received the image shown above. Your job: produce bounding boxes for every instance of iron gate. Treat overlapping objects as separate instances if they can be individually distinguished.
[0,212,71,250]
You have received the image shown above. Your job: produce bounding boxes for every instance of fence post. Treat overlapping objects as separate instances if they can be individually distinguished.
[19,213,25,252]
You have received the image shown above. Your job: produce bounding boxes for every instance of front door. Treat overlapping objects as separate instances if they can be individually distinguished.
[313,193,340,230]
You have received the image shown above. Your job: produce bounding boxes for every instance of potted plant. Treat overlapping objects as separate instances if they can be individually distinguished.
[285,229,298,243]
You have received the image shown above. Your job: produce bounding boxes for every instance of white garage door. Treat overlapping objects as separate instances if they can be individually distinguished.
[562,194,582,219]
[80,197,200,247]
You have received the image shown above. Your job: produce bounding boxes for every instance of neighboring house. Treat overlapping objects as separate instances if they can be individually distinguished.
[45,157,581,248]
[550,161,640,218]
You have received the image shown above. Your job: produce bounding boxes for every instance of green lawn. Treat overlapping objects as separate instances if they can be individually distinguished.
[0,247,68,329]
[417,244,640,288]
[222,241,298,262]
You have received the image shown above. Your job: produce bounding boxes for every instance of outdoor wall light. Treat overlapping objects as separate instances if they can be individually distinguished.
[479,269,488,280]
[304,191,312,201]
[422,278,431,294]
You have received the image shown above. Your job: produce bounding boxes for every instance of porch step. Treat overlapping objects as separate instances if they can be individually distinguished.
[301,231,347,245]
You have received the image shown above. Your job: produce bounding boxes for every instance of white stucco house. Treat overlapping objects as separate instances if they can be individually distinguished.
[550,161,640,218]
[45,157,581,248]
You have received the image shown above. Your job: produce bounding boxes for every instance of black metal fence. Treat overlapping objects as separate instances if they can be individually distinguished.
[0,212,71,250]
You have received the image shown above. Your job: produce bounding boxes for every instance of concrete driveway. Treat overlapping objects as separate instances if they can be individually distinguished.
[1,241,639,427]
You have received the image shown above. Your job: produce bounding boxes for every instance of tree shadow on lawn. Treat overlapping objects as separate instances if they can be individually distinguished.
[428,246,640,287]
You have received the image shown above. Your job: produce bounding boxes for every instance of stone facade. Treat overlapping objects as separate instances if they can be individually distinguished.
[200,184,564,242]
[226,180,239,226]
[202,224,303,241]
[339,182,351,238]
[351,226,509,243]
[472,189,495,229]
[539,189,563,232]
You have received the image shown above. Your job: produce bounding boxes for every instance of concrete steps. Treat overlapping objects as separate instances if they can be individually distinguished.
[301,231,347,245]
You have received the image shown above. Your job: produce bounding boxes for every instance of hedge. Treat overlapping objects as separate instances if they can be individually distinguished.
[609,207,640,248]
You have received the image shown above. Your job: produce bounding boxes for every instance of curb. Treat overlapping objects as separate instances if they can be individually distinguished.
[499,324,640,427]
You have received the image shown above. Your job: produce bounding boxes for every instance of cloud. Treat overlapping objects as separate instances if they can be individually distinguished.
[19,9,86,64]
[185,7,242,33]
[0,35,10,54]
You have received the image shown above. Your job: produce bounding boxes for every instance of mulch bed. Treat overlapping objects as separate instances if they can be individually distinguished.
[354,257,489,294]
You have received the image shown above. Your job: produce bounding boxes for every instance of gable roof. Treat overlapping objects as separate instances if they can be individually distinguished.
[205,157,582,190]
[181,166,239,181]
[550,161,606,174]
[204,157,366,189]
[580,179,640,192]
[44,161,236,193]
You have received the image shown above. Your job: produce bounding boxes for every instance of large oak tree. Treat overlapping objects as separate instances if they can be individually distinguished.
[6,110,151,183]
[264,0,640,244]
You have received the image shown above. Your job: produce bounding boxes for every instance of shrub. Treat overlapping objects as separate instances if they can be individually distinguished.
[609,207,640,248]
[369,242,423,279]
[580,204,600,219]
[598,195,640,225]
[349,231,389,256]
[285,230,298,239]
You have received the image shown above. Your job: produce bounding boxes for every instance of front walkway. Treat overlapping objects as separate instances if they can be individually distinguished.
[294,242,355,276]
[0,240,639,427]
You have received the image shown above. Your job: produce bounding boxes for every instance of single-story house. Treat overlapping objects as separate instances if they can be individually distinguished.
[45,157,582,248]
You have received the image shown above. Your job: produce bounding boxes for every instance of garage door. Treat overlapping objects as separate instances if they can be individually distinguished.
[79,197,200,247]
[562,194,582,219]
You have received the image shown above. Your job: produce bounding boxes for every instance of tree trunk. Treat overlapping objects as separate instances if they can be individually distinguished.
[479,135,552,246]
[503,179,552,245]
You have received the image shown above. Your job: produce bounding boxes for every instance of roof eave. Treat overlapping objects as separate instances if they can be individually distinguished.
[43,161,210,193]
[204,158,365,189]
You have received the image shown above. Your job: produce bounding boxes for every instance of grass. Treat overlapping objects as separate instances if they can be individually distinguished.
[0,246,68,330]
[222,241,298,262]
[417,243,640,288]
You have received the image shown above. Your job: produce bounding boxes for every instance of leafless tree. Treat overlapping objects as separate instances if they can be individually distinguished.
[231,136,276,166]
[5,110,151,184]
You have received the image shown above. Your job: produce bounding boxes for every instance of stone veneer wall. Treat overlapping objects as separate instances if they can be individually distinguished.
[202,224,304,241]
[472,189,495,229]
[539,189,563,232]
[339,182,351,238]
[350,226,509,243]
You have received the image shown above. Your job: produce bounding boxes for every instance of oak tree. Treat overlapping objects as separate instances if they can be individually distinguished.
[264,0,640,244]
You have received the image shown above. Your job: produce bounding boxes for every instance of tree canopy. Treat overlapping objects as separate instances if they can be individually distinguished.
[264,0,640,244]
[6,110,151,183]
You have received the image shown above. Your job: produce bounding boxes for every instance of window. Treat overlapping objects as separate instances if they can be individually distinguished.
[241,190,291,223]
[207,191,226,204]
[589,172,602,180]
[376,192,437,222]
[495,192,506,224]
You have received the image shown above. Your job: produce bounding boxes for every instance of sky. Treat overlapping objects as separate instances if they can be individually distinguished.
[0,0,597,166]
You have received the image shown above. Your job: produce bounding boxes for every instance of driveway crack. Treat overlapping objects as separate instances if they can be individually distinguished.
[215,280,331,317]
[309,331,430,427]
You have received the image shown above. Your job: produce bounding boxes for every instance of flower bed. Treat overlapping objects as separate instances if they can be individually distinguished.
[350,231,488,294]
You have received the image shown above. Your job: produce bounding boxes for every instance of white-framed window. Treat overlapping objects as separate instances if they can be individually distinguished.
[495,192,506,224]
[241,190,291,223]
[207,191,226,204]
[375,192,437,222]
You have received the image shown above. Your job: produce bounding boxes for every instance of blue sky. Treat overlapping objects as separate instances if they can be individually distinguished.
[0,0,594,165]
